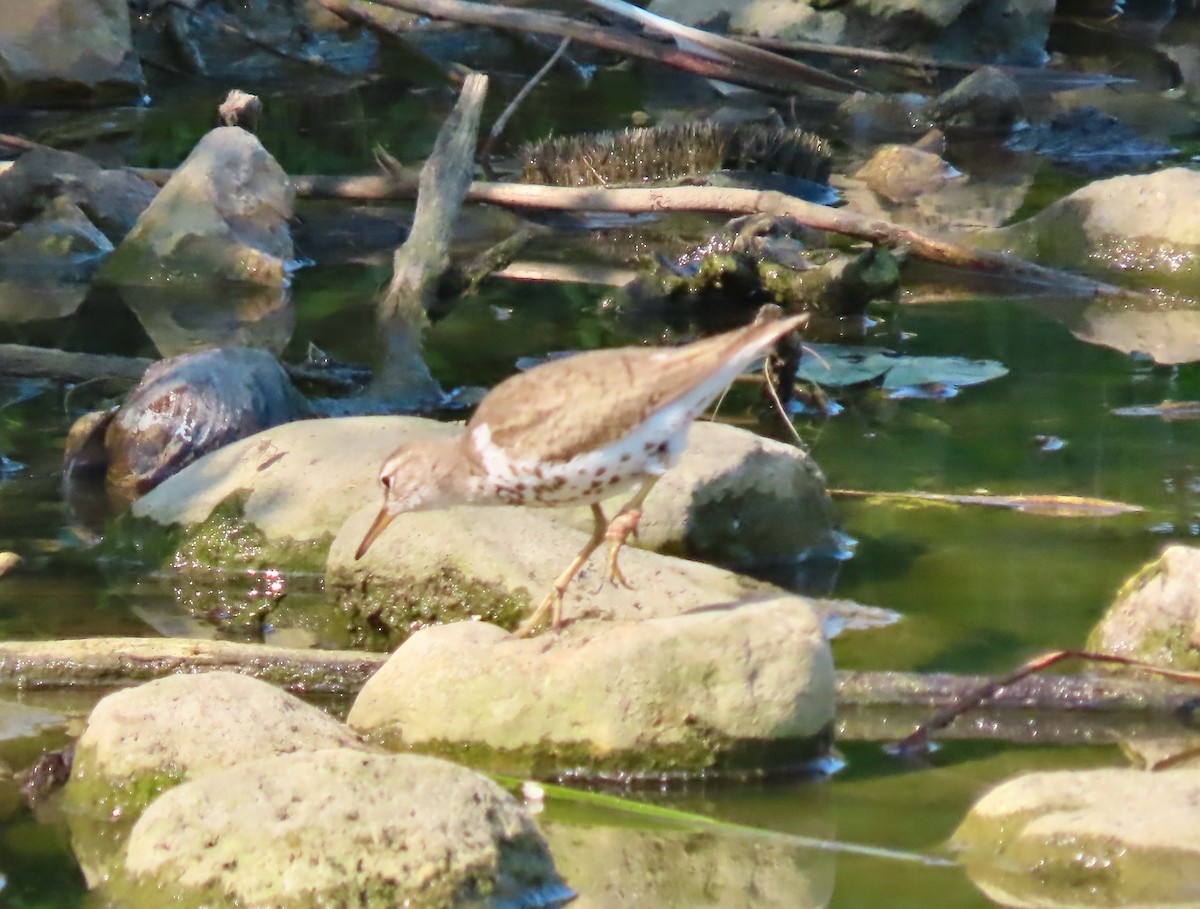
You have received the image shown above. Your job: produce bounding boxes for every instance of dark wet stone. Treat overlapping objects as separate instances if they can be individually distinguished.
[1006,105,1178,173]
[102,347,307,500]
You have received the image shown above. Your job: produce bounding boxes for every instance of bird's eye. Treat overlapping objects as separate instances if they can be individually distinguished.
[380,475,392,490]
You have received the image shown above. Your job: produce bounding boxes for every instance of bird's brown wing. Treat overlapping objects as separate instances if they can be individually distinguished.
[467,315,805,464]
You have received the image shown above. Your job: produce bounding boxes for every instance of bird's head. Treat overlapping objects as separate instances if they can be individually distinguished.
[355,437,465,560]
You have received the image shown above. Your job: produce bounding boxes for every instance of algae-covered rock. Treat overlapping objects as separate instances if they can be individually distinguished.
[111,749,569,909]
[121,415,838,645]
[347,599,835,778]
[556,421,839,569]
[954,767,1200,908]
[1087,544,1200,671]
[975,168,1200,296]
[97,126,294,356]
[331,500,780,644]
[65,671,366,819]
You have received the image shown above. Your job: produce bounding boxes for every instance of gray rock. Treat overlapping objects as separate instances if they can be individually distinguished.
[97,126,295,356]
[333,499,789,641]
[0,0,145,105]
[347,599,835,777]
[932,67,1024,135]
[131,415,452,542]
[64,671,366,819]
[113,749,568,909]
[975,168,1200,298]
[0,147,158,243]
[1088,544,1200,671]
[97,347,306,500]
[555,421,839,569]
[954,768,1200,907]
[853,144,961,203]
[122,416,837,644]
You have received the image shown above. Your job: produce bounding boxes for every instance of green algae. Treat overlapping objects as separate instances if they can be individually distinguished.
[364,722,836,782]
[329,565,531,649]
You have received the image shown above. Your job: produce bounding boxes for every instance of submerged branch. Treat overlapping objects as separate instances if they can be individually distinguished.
[2,638,1198,721]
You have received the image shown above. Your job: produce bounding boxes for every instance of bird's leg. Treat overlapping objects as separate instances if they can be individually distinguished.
[514,502,608,638]
[601,476,660,590]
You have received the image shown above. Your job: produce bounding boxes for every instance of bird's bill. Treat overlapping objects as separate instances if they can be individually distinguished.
[355,507,395,560]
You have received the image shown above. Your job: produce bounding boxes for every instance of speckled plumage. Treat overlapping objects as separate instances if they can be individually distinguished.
[355,313,807,633]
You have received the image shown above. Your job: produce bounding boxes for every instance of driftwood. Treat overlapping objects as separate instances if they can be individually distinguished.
[0,344,151,383]
[2,636,1198,716]
[125,169,1136,300]
[320,0,858,95]
[372,73,489,408]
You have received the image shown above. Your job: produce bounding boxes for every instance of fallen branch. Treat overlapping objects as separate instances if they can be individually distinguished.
[129,166,1133,300]
[321,0,856,94]
[459,183,1133,299]
[2,638,1199,720]
[0,638,385,694]
[831,489,1144,518]
[0,344,151,383]
[890,649,1200,755]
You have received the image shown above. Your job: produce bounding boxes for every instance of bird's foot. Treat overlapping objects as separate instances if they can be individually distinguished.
[595,508,642,592]
[514,586,565,638]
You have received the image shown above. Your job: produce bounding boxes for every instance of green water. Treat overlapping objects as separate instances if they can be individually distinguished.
[1,24,1198,909]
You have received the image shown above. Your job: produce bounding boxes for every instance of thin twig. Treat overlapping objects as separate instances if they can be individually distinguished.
[479,36,571,175]
[892,649,1200,755]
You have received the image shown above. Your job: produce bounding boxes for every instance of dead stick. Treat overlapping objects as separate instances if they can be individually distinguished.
[461,183,1133,298]
[891,649,1200,755]
[479,36,571,171]
[321,0,847,95]
[125,168,1133,299]
[0,344,151,383]
[0,638,385,694]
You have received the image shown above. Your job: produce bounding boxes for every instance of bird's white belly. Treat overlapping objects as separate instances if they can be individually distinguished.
[469,414,691,507]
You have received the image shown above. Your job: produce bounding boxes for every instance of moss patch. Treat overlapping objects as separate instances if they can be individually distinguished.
[329,566,531,649]
[365,722,835,782]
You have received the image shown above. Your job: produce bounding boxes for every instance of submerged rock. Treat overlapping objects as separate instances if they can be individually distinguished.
[70,347,306,502]
[0,197,112,323]
[954,768,1200,907]
[853,144,961,203]
[932,67,1024,136]
[347,599,835,778]
[97,126,295,356]
[0,0,145,105]
[0,146,158,243]
[975,167,1200,295]
[1088,544,1200,671]
[111,749,567,909]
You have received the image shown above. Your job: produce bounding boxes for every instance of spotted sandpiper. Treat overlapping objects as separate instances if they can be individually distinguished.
[356,311,808,637]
